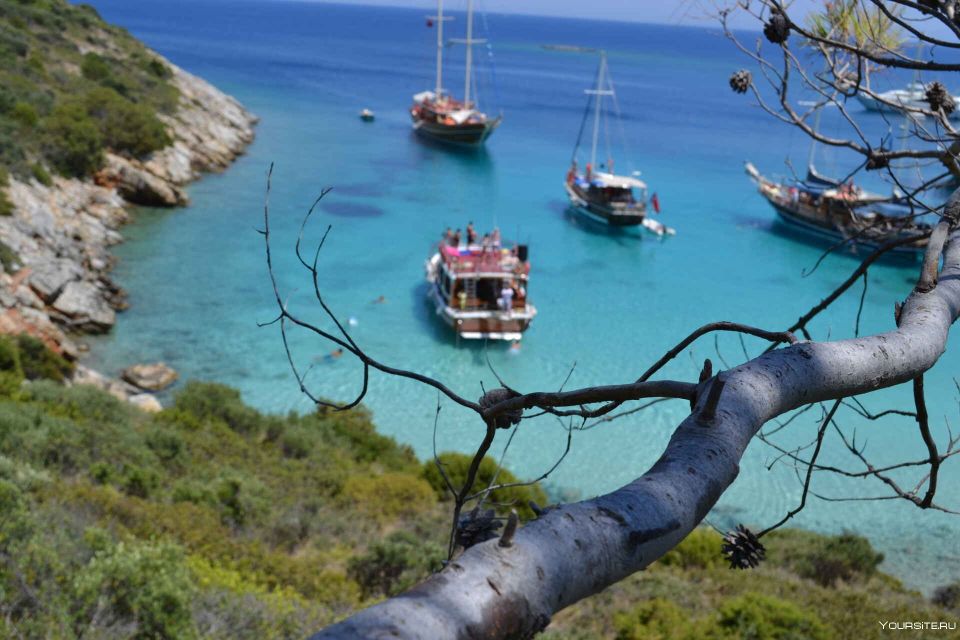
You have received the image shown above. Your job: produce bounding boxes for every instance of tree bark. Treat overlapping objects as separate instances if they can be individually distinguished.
[311,232,960,640]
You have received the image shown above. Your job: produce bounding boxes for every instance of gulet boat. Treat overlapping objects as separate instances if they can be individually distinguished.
[425,233,535,340]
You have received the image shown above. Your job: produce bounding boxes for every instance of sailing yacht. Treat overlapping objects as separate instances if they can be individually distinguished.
[410,0,501,146]
[563,50,672,235]
[745,105,930,256]
[857,82,960,119]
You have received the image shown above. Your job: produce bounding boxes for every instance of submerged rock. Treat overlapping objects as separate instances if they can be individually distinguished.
[121,362,179,391]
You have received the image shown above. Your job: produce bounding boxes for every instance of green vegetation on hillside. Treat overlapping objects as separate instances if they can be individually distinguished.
[0,0,176,185]
[0,338,953,638]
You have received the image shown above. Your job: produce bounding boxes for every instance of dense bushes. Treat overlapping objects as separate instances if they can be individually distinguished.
[767,529,884,586]
[347,531,444,598]
[0,333,73,388]
[41,87,171,177]
[0,0,179,179]
[422,451,548,519]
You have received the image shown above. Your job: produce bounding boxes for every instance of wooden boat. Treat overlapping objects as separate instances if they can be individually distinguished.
[410,0,501,146]
[745,162,930,256]
[359,109,375,122]
[562,50,672,235]
[425,235,536,340]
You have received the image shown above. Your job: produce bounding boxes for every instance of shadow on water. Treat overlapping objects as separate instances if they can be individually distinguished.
[546,199,646,245]
[410,131,496,168]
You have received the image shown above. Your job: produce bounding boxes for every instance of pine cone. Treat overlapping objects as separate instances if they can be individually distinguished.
[456,507,501,549]
[866,152,889,170]
[722,524,766,569]
[763,11,789,44]
[926,81,956,115]
[479,387,523,429]
[729,70,751,95]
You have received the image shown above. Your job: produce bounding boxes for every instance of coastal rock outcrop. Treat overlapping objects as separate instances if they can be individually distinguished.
[121,362,179,391]
[0,51,257,411]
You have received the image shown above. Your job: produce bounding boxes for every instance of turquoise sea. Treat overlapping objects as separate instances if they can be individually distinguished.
[82,0,959,589]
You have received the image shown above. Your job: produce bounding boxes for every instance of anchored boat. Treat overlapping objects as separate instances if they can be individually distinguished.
[410,0,501,146]
[562,49,672,235]
[425,233,536,341]
[857,82,960,119]
[745,162,930,256]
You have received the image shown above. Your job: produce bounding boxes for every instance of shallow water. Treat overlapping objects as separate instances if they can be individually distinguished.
[82,0,959,590]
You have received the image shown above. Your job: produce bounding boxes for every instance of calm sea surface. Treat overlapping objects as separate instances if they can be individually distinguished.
[82,0,959,589]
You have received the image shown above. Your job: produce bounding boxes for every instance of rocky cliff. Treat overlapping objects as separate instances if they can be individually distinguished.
[0,55,257,395]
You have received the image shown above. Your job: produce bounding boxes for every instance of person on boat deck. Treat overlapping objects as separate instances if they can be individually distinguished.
[566,162,577,185]
[585,163,592,182]
[481,233,492,254]
[466,222,477,246]
[492,227,501,248]
[499,284,514,311]
[444,227,453,246]
[452,228,462,248]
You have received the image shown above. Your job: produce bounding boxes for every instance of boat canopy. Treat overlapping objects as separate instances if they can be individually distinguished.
[413,91,436,103]
[449,109,475,124]
[591,171,646,190]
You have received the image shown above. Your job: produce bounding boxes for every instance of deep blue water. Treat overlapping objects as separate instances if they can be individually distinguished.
[80,0,959,589]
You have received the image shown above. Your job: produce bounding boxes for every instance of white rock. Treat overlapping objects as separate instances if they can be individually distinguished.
[129,393,163,413]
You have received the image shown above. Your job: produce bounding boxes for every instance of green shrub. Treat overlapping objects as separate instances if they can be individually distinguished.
[347,531,444,599]
[716,592,829,640]
[0,168,13,217]
[659,527,724,570]
[83,87,170,157]
[422,452,547,519]
[30,162,52,186]
[15,334,73,381]
[615,598,700,640]
[933,582,960,610]
[791,532,884,587]
[340,472,436,522]
[173,382,262,435]
[146,57,171,79]
[41,101,103,177]
[0,335,23,377]
[11,100,38,127]
[74,540,198,639]
[215,474,268,528]
[281,427,313,459]
[146,429,184,462]
[0,240,18,269]
[121,463,158,498]
[80,52,111,82]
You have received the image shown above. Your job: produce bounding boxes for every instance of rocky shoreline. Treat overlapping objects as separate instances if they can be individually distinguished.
[0,56,257,406]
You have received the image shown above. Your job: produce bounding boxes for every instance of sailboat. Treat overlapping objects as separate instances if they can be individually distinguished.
[563,50,672,235]
[410,0,501,146]
[745,104,931,256]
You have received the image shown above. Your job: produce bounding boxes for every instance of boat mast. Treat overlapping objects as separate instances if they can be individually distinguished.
[464,0,474,106]
[435,0,445,97]
[589,52,608,170]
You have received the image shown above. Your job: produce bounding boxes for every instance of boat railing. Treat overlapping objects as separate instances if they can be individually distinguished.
[438,245,529,276]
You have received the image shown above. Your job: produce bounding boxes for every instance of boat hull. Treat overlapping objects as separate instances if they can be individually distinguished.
[427,281,534,340]
[564,182,645,226]
[766,199,924,257]
[412,115,502,146]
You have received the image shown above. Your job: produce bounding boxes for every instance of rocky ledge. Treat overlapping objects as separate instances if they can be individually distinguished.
[0,55,257,404]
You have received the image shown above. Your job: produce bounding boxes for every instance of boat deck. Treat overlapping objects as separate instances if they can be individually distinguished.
[438,244,529,277]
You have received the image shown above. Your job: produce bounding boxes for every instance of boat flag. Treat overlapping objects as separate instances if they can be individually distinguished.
[651,192,661,214]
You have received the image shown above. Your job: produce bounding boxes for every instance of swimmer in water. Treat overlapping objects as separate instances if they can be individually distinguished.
[509,340,521,354]
[373,295,386,304]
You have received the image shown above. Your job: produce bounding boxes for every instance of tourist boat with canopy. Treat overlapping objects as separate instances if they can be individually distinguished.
[425,231,536,340]
[561,48,673,235]
[410,0,501,146]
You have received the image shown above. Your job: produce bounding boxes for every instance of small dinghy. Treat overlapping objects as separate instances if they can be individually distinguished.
[359,108,375,122]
